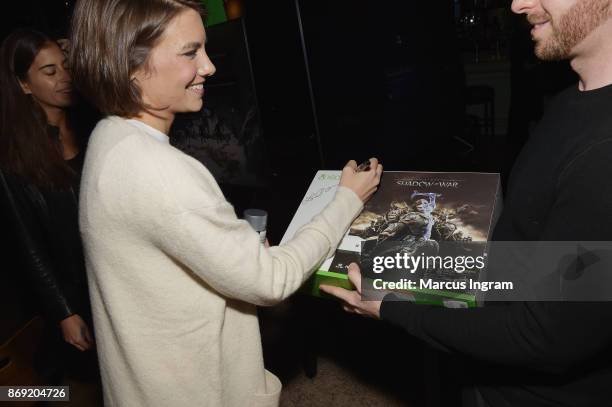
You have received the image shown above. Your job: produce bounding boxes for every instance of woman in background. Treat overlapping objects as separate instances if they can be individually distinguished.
[69,0,381,406]
[0,29,96,385]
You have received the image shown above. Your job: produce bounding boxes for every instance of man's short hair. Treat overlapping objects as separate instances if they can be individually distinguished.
[69,0,203,117]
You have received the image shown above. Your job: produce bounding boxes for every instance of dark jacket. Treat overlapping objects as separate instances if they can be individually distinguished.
[0,156,89,324]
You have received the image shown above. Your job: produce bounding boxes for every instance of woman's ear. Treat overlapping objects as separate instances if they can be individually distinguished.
[17,78,32,95]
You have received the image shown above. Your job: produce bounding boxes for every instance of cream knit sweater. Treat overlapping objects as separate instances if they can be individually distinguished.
[79,117,363,407]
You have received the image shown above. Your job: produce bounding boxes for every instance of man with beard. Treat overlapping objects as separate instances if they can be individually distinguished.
[321,0,612,406]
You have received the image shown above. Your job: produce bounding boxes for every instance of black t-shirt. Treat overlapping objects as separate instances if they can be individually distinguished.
[381,83,612,407]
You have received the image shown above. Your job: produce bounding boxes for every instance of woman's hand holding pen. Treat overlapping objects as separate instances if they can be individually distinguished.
[339,158,383,203]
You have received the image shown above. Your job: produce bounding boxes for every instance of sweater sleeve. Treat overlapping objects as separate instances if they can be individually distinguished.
[155,186,362,306]
[380,140,612,373]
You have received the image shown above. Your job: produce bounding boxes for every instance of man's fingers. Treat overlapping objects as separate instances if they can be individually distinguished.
[342,304,355,313]
[319,284,354,303]
[347,263,362,293]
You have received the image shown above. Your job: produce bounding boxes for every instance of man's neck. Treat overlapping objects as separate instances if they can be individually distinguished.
[570,22,612,91]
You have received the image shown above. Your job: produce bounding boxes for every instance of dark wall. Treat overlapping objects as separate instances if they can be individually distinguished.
[0,0,74,40]
[244,0,323,182]
[245,0,465,173]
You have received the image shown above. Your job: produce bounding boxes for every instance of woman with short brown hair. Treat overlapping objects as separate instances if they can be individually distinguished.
[70,1,382,406]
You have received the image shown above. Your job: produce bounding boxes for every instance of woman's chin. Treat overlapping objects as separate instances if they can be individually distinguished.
[184,100,204,113]
[53,96,74,108]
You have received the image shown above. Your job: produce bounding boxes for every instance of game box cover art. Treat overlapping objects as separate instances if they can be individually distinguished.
[281,171,501,307]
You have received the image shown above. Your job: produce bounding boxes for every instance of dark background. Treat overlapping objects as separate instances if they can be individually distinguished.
[0,0,578,229]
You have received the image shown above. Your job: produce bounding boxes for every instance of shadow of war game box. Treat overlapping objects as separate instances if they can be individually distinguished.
[281,171,501,308]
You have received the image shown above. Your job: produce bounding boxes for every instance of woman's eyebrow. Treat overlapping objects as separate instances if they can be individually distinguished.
[180,41,202,51]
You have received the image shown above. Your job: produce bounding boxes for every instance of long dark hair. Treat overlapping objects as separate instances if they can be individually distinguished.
[0,29,74,189]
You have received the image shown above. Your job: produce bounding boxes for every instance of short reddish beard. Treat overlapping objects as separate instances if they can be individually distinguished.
[532,0,611,61]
